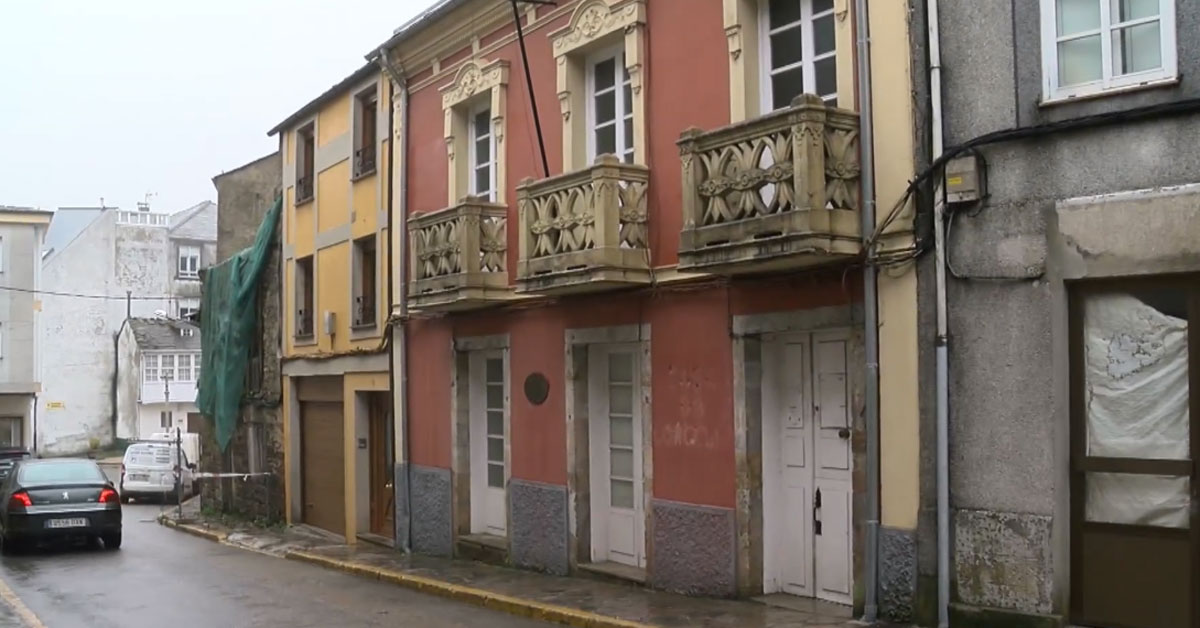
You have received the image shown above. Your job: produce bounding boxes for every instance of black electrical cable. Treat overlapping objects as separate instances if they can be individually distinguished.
[868,96,1200,269]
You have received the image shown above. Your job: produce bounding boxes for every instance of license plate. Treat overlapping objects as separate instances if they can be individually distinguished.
[46,518,87,529]
[128,473,149,481]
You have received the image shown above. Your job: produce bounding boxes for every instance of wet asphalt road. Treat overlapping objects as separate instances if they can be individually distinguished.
[0,468,552,628]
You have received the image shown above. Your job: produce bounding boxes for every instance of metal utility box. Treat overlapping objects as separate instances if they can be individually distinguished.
[944,153,987,204]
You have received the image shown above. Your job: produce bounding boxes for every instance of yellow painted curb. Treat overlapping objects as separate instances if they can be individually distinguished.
[286,550,657,628]
[156,516,229,543]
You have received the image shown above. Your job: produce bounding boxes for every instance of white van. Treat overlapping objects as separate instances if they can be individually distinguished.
[147,430,200,468]
[119,442,196,503]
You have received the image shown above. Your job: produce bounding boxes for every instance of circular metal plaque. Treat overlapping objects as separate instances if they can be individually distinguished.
[524,372,550,405]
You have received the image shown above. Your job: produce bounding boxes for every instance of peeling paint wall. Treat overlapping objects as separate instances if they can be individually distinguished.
[40,206,217,455]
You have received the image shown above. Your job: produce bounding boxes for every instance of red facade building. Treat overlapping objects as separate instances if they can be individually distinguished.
[380,0,881,605]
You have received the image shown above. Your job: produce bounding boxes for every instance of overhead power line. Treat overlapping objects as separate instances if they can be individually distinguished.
[0,285,178,301]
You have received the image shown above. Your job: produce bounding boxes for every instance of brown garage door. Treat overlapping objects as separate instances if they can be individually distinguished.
[301,401,344,535]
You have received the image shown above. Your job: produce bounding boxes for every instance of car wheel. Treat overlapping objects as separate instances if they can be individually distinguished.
[102,532,121,550]
[1,535,20,555]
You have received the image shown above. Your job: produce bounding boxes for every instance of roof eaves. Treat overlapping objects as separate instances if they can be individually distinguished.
[267,62,379,137]
[364,0,473,63]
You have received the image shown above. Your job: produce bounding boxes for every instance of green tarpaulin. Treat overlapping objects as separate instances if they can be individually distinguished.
[198,198,281,452]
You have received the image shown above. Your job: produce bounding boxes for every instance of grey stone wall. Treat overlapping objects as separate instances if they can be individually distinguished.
[509,479,568,575]
[409,464,452,556]
[650,499,735,597]
[928,1,1200,622]
[201,152,284,522]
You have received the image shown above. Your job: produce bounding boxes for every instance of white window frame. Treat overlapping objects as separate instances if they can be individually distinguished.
[177,354,192,382]
[178,244,201,279]
[467,102,496,202]
[585,46,635,165]
[160,411,172,428]
[194,351,202,382]
[143,354,160,383]
[160,354,175,382]
[758,0,839,111]
[1040,0,1177,101]
[178,298,200,319]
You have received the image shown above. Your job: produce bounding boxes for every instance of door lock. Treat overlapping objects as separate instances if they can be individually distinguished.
[838,428,850,439]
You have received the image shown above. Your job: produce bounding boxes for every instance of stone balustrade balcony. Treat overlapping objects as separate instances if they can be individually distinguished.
[516,156,651,294]
[677,94,862,274]
[408,198,510,311]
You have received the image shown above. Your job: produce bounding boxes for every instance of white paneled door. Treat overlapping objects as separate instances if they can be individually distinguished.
[469,351,507,537]
[762,330,853,605]
[589,346,645,568]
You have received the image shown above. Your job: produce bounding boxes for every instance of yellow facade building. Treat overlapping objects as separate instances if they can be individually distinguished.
[269,63,395,544]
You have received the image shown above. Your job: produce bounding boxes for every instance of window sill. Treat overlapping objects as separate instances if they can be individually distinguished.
[293,334,317,347]
[350,323,379,340]
[1040,76,1179,108]
[295,196,314,207]
[351,168,377,182]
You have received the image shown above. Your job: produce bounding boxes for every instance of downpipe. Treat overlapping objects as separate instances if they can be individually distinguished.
[926,0,950,622]
[373,48,411,553]
[853,0,880,620]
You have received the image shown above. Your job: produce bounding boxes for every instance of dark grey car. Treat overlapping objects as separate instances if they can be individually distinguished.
[0,458,122,552]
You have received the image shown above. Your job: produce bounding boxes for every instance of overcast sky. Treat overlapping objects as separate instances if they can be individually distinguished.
[0,0,432,214]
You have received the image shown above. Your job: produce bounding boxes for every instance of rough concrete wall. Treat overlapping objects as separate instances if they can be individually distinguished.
[114,326,140,439]
[509,479,568,575]
[213,154,282,263]
[935,0,1200,620]
[409,464,452,556]
[651,499,736,597]
[0,223,42,389]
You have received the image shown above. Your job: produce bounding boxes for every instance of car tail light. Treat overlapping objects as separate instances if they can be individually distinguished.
[99,488,118,504]
[9,491,31,508]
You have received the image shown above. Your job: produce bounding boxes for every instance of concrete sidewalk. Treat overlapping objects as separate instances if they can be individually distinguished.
[157,510,885,628]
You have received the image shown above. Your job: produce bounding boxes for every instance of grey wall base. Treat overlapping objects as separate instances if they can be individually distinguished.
[879,526,917,622]
[954,509,1053,614]
[510,479,569,575]
[409,464,453,557]
[394,463,410,551]
[651,499,735,597]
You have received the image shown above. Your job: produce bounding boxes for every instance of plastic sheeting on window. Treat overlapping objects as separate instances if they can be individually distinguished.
[1086,472,1190,528]
[1084,292,1189,460]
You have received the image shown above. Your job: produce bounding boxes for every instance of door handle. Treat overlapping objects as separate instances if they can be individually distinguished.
[813,488,822,536]
[838,428,850,439]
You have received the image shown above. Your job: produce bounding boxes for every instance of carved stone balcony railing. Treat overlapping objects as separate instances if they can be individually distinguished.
[677,94,862,274]
[516,156,651,294]
[408,199,510,312]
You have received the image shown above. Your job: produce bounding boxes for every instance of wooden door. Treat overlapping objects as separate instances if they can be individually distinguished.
[812,331,853,605]
[1070,282,1196,628]
[300,401,345,536]
[368,393,394,538]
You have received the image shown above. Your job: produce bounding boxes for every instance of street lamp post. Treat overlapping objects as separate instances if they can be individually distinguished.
[162,372,182,519]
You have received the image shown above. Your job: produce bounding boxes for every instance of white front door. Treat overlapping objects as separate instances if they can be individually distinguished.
[469,351,507,536]
[762,330,852,605]
[589,346,645,568]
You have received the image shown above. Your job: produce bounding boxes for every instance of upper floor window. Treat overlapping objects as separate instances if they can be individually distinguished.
[763,0,838,110]
[178,298,199,320]
[354,87,378,178]
[1042,0,1177,100]
[352,235,377,328]
[296,124,316,204]
[144,354,159,383]
[469,104,496,200]
[178,245,200,279]
[295,255,315,339]
[441,59,510,206]
[588,50,635,164]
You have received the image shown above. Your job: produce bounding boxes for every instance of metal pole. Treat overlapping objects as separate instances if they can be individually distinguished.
[853,0,880,619]
[510,0,551,178]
